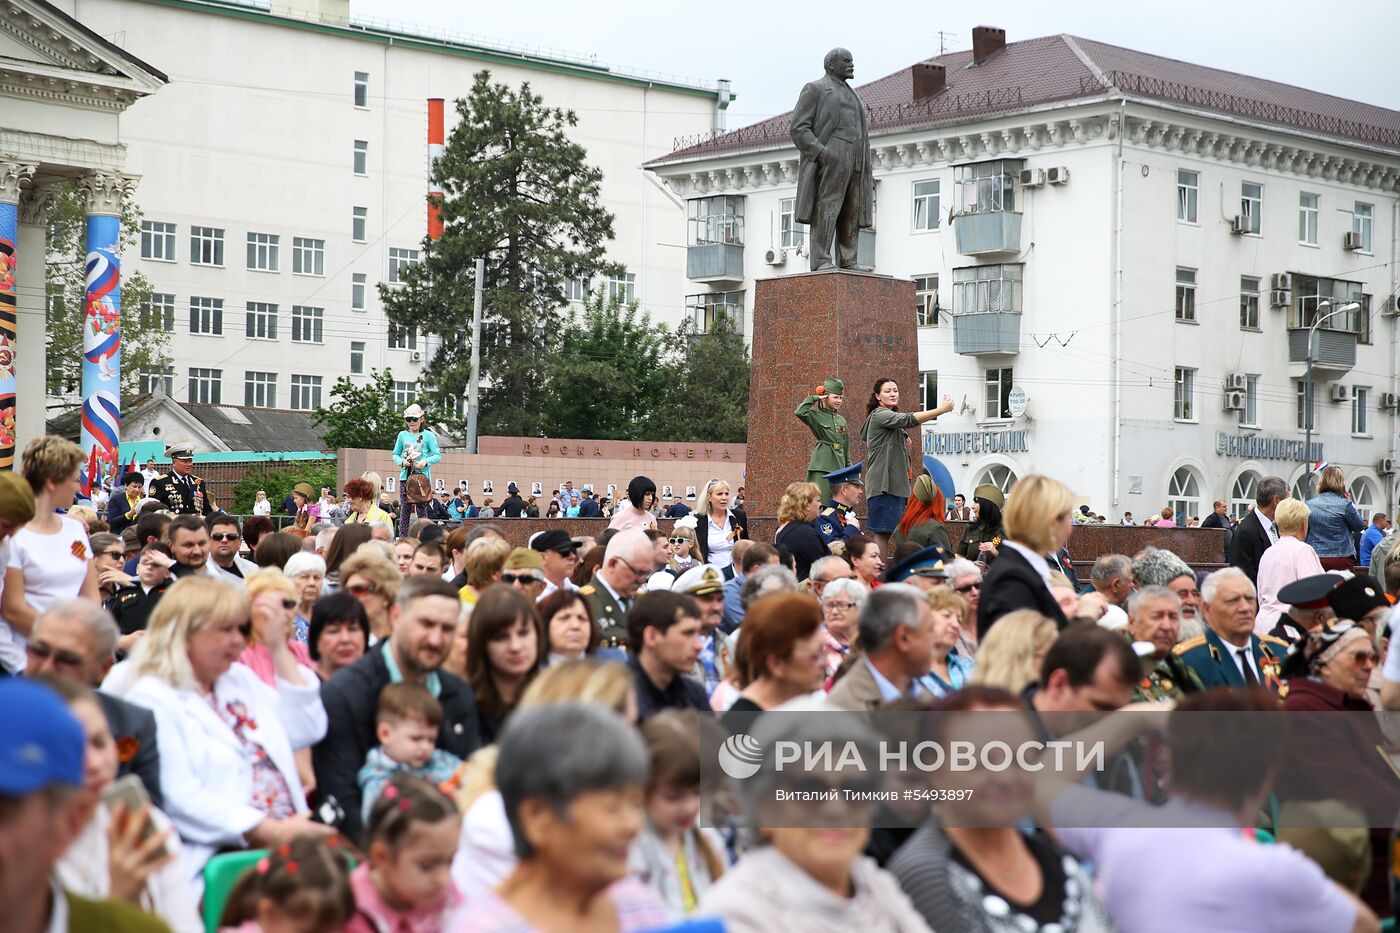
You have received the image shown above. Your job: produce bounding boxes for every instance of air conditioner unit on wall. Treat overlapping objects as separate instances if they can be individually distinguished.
[1343,231,1364,251]
[1379,392,1399,411]
[1270,290,1291,308]
[1225,373,1247,391]
[1382,296,1400,317]
[1223,390,1246,411]
[1270,273,1292,291]
[1329,384,1350,403]
[1378,458,1396,476]
[763,248,786,266]
[1230,215,1250,235]
[410,350,422,362]
[1046,166,1070,185]
[1020,168,1046,188]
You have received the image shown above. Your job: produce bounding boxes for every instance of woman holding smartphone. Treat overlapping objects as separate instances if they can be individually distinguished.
[40,673,201,932]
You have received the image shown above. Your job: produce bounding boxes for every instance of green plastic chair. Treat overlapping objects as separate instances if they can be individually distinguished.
[202,849,266,933]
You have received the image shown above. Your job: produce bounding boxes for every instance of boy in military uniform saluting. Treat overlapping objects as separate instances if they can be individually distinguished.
[796,378,850,502]
[148,442,218,516]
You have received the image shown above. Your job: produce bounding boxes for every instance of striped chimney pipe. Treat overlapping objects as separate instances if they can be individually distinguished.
[427,98,445,240]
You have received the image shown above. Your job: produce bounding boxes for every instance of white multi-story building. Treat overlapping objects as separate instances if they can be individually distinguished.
[648,27,1400,521]
[56,0,727,414]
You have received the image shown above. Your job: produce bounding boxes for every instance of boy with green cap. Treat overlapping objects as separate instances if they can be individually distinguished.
[795,377,850,500]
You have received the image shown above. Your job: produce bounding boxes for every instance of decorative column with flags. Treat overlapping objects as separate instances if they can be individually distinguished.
[0,162,36,472]
[78,174,136,495]
[427,98,444,240]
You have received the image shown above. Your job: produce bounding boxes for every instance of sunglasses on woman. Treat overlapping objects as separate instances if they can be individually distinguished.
[347,582,378,597]
[668,537,688,546]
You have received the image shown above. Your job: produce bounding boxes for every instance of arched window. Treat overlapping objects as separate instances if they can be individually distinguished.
[1167,467,1203,522]
[1291,475,1312,502]
[1350,477,1375,523]
[1230,471,1259,521]
[974,464,1018,497]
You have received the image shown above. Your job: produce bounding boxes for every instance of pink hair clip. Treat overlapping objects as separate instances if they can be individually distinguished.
[381,785,400,801]
[256,857,271,875]
[398,799,411,813]
[285,860,299,875]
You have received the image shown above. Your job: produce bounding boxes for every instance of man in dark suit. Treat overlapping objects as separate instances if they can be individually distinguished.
[581,529,651,649]
[314,576,480,842]
[576,488,602,518]
[1228,475,1287,583]
[1176,567,1288,695]
[789,47,874,271]
[105,471,147,536]
[25,601,163,807]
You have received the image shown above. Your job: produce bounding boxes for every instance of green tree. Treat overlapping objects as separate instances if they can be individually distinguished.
[537,291,669,439]
[648,313,750,443]
[229,459,339,516]
[43,182,170,407]
[381,70,619,436]
[312,368,423,450]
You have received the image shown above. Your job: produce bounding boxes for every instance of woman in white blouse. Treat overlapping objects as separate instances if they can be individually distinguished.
[252,489,273,517]
[46,674,201,933]
[104,576,334,882]
[693,478,748,578]
[2,436,100,671]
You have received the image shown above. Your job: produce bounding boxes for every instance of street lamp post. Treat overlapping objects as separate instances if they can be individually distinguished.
[1303,299,1361,498]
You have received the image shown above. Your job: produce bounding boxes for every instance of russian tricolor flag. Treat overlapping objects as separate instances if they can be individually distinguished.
[1311,459,1330,474]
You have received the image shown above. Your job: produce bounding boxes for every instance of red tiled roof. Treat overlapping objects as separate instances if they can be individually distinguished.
[650,34,1400,165]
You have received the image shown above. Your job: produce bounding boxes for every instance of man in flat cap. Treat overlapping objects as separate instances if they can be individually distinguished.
[796,378,851,501]
[148,442,218,516]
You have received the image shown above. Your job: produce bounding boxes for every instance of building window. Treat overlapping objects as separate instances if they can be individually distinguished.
[1354,202,1373,252]
[350,341,365,375]
[189,296,223,335]
[1176,169,1198,223]
[141,293,175,333]
[291,305,324,343]
[779,197,807,251]
[1167,467,1203,522]
[684,292,744,334]
[353,71,369,107]
[292,238,324,276]
[140,221,176,262]
[1240,182,1262,234]
[352,207,368,242]
[974,464,1018,497]
[1357,294,1372,345]
[919,371,938,411]
[984,367,1013,420]
[1175,267,1196,322]
[388,247,419,284]
[912,179,940,231]
[565,276,590,302]
[607,272,636,304]
[244,371,277,408]
[952,264,1023,315]
[954,160,1020,215]
[1239,276,1260,330]
[1299,192,1319,245]
[245,302,278,340]
[388,322,417,350]
[686,196,745,246]
[138,366,174,397]
[189,226,224,266]
[1290,274,1364,331]
[246,233,279,272]
[352,273,367,311]
[1353,387,1369,435]
[353,140,368,175]
[915,275,939,327]
[1230,471,1260,520]
[290,375,322,411]
[1241,374,1260,428]
[1350,478,1375,523]
[188,368,222,404]
[1296,380,1315,431]
[392,381,417,410]
[1173,367,1195,421]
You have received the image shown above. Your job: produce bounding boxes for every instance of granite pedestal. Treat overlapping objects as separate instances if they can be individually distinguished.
[745,270,918,516]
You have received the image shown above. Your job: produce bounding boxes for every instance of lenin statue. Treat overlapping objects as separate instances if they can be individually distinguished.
[790,48,875,271]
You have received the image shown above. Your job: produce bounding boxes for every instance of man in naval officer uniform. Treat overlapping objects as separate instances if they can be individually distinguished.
[148,442,219,516]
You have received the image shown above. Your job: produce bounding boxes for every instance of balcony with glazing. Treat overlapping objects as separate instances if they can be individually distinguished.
[1286,278,1365,375]
[952,160,1023,256]
[952,263,1022,355]
[686,195,745,283]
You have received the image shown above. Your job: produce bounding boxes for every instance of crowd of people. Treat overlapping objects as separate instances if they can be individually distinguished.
[1,410,1398,933]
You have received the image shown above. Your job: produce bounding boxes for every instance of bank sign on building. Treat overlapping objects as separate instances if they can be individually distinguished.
[648,27,1400,521]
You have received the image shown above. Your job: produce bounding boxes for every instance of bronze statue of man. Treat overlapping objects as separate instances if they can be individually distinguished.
[790,48,875,272]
